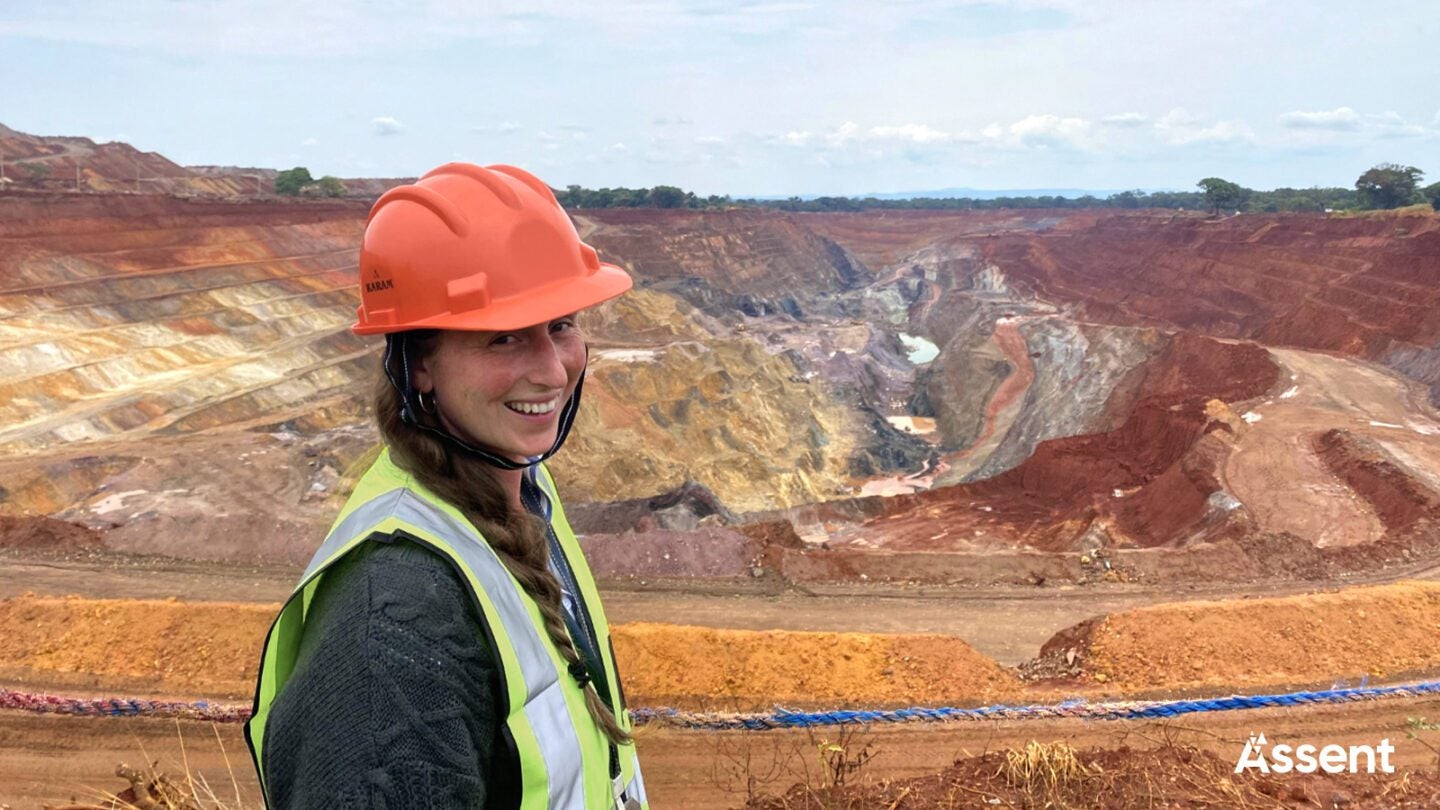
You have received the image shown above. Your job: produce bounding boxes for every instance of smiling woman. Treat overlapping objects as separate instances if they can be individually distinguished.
[245,163,646,809]
[411,315,587,466]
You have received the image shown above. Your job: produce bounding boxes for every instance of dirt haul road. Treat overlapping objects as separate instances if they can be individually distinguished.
[9,550,1440,667]
[1221,346,1440,548]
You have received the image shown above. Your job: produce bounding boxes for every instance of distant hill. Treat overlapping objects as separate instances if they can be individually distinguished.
[0,123,407,198]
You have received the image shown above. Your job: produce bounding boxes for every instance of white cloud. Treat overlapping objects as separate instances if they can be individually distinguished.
[1274,108,1436,142]
[1101,112,1148,128]
[371,116,404,136]
[1156,107,1199,130]
[825,121,860,146]
[473,122,521,135]
[1154,108,1252,146]
[1186,121,1255,144]
[695,135,726,144]
[1005,114,1093,149]
[1367,110,1431,139]
[1280,107,1362,131]
[869,123,951,143]
[537,127,588,143]
[301,137,318,146]
[651,116,694,127]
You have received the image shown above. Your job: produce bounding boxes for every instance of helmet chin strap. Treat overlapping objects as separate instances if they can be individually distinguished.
[384,333,584,471]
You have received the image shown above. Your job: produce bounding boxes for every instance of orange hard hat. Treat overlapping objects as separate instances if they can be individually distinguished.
[353,162,631,335]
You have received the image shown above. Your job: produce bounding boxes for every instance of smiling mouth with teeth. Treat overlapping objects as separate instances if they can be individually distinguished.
[506,398,559,415]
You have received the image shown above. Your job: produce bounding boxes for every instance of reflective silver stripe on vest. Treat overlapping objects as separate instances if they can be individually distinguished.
[302,487,407,581]
[535,470,649,808]
[625,769,647,806]
[303,487,589,810]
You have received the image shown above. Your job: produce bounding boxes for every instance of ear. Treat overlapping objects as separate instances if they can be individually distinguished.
[410,350,436,393]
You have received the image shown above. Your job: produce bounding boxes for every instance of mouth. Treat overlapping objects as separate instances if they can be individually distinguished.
[505,396,561,416]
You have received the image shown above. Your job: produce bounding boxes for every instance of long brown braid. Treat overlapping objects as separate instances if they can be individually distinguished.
[374,332,631,746]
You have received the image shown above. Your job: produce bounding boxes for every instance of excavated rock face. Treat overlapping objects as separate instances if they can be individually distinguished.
[956,319,1164,484]
[977,212,1440,403]
[579,208,872,318]
[559,290,865,511]
[0,194,373,454]
[0,197,933,557]
[754,210,1440,579]
[828,332,1281,552]
[2,181,1437,579]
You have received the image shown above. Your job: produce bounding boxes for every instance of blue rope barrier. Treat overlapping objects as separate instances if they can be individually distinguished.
[627,679,1440,730]
[8,679,1440,729]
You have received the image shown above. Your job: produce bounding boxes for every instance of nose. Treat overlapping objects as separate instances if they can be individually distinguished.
[524,329,571,391]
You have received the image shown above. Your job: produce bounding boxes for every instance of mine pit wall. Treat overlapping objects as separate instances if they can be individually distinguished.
[4,202,1435,573]
[559,331,865,511]
[1,199,968,554]
[951,319,1164,484]
[579,208,875,318]
[0,193,372,454]
[0,192,370,239]
[820,333,1281,554]
[976,212,1440,406]
[562,210,958,507]
[765,519,1440,588]
[1385,343,1440,409]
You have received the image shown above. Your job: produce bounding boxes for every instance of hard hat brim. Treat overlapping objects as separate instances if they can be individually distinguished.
[352,261,633,335]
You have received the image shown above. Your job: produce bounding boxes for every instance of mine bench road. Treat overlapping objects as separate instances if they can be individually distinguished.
[7,547,1440,667]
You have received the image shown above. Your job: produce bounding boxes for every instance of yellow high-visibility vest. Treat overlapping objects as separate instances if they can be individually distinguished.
[246,448,646,809]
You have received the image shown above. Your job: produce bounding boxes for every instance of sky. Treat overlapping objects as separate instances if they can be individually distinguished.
[2,0,1438,197]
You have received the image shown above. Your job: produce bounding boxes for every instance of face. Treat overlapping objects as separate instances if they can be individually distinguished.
[412,314,586,461]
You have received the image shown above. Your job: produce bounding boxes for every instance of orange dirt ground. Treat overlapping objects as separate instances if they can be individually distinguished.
[1057,581,1440,693]
[10,582,1440,710]
[11,579,1440,807]
[614,623,1020,709]
[0,595,1020,708]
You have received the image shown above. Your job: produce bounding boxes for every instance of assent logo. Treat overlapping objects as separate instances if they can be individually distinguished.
[1235,732,1395,774]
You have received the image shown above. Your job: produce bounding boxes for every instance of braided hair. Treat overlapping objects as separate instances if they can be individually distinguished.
[374,332,630,745]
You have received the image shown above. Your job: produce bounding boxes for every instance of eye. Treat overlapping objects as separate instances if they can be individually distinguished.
[490,333,519,346]
[550,318,577,333]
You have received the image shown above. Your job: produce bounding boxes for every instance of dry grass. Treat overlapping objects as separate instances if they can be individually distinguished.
[998,740,1091,801]
[43,722,255,810]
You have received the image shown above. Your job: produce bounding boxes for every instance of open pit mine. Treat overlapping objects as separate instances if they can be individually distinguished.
[3,128,1440,807]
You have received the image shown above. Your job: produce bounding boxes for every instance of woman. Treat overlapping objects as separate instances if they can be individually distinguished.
[246,163,646,809]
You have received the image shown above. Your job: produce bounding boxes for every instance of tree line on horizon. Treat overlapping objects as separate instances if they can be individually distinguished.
[268,162,1439,215]
[545,163,1439,215]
